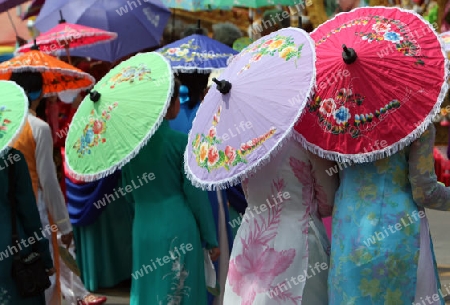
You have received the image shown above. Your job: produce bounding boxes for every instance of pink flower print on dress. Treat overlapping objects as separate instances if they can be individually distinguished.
[290,157,313,233]
[227,178,297,304]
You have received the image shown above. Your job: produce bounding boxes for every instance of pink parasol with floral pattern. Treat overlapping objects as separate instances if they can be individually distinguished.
[294,7,449,163]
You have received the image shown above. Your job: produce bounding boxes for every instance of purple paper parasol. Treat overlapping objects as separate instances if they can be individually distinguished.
[185,27,316,190]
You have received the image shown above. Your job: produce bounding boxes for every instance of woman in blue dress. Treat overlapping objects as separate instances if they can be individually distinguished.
[329,124,450,304]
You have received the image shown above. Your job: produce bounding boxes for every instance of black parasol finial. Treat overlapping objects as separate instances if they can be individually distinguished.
[89,90,101,102]
[212,78,232,94]
[30,39,39,50]
[59,10,66,24]
[342,44,357,65]
[195,19,203,35]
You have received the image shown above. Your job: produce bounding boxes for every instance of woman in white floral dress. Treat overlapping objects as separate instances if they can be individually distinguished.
[223,138,339,305]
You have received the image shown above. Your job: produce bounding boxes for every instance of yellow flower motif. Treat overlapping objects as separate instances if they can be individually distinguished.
[392,166,407,187]
[359,278,381,298]
[177,49,189,57]
[279,46,295,59]
[402,223,414,236]
[411,184,425,203]
[199,142,209,163]
[374,158,389,173]
[358,185,378,201]
[416,154,433,174]
[268,39,284,50]
[193,135,201,149]
[367,212,377,221]
[384,289,402,305]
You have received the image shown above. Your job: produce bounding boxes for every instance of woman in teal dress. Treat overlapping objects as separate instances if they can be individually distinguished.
[122,79,219,305]
[0,149,54,305]
[329,124,450,304]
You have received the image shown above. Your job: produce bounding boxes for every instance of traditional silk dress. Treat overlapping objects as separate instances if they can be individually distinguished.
[122,120,218,305]
[329,124,450,304]
[223,138,339,305]
[0,149,53,305]
[169,92,234,305]
[12,111,73,305]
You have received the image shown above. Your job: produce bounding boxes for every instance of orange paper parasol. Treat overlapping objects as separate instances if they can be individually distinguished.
[0,49,95,97]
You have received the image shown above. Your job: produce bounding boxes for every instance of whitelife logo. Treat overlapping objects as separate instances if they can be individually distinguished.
[93,172,155,209]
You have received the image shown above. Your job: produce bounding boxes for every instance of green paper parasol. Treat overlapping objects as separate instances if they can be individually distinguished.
[65,52,173,181]
[0,81,28,157]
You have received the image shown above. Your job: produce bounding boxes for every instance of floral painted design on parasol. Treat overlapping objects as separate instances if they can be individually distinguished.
[65,52,174,181]
[158,34,238,73]
[294,7,448,164]
[307,85,403,138]
[185,27,315,190]
[0,81,28,157]
[192,104,276,172]
[440,31,450,53]
[0,106,12,138]
[104,64,154,89]
[73,102,118,157]
[235,34,304,74]
[238,35,304,74]
[165,39,233,61]
[316,15,426,65]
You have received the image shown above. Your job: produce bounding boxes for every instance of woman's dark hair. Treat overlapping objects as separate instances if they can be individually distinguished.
[9,71,44,107]
[35,98,47,121]
[170,78,181,106]
[177,72,210,109]
[10,71,43,93]
[181,25,208,38]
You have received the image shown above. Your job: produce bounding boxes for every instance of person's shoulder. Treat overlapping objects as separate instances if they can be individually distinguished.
[28,114,50,131]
